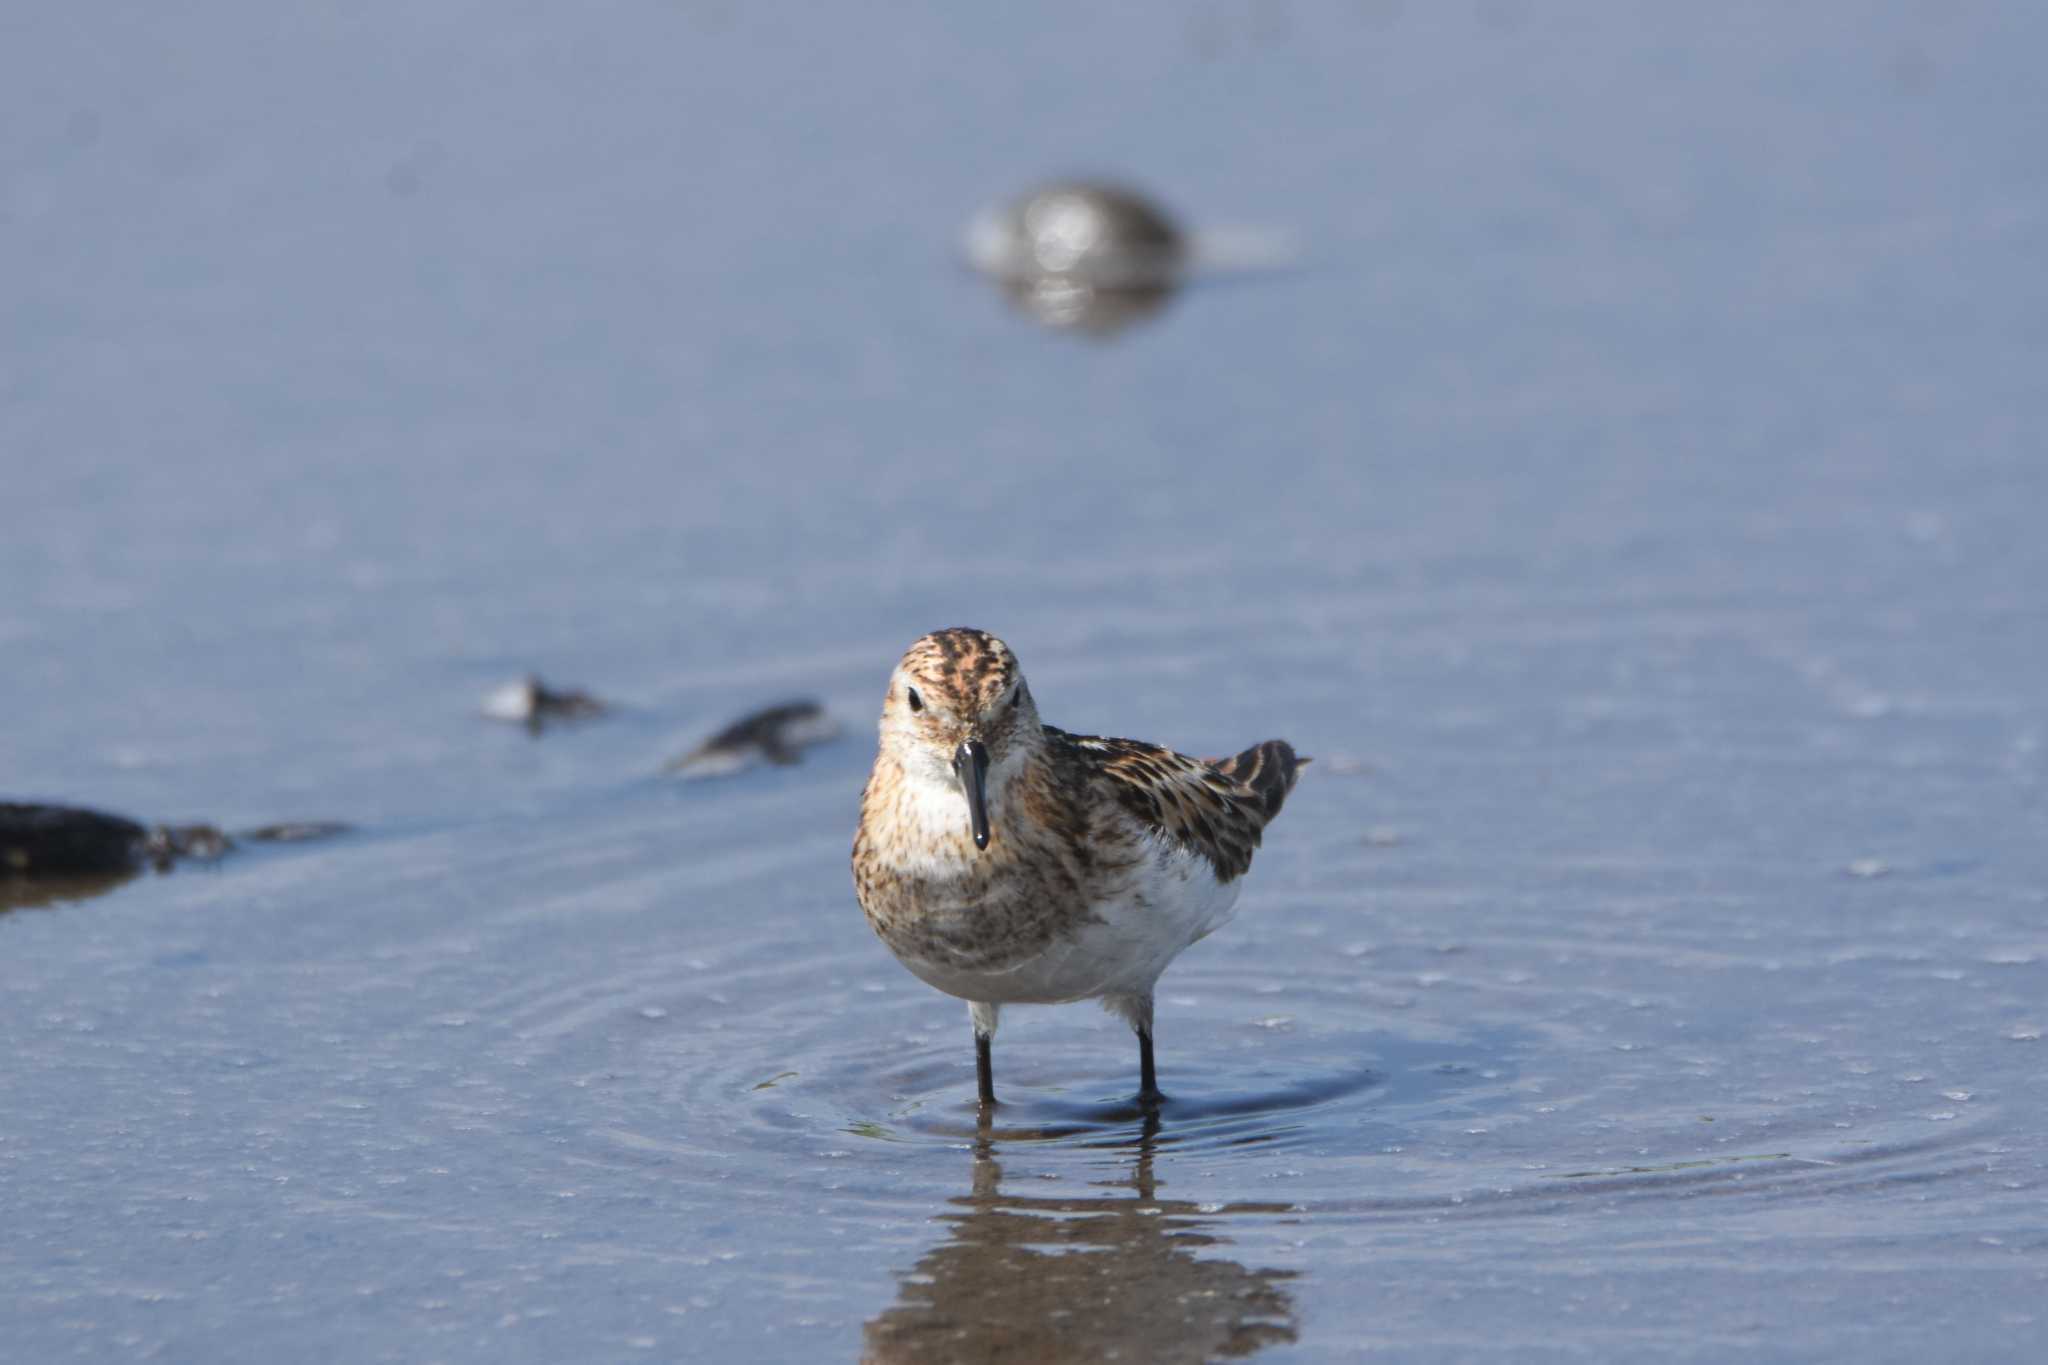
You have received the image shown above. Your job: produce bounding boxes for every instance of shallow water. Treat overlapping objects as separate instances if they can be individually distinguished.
[6,2,2047,1360]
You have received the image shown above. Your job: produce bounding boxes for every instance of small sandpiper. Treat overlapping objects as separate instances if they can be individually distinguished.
[851,628,1302,1107]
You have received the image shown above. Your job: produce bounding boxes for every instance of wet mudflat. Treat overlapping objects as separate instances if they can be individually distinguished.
[5,3,2046,1360]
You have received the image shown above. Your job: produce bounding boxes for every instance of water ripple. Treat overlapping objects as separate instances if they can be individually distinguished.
[473,923,2030,1231]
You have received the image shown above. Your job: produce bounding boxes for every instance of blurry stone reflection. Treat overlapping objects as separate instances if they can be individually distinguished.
[863,1125,1299,1363]
[996,271,1176,336]
[967,182,1187,338]
[0,870,137,913]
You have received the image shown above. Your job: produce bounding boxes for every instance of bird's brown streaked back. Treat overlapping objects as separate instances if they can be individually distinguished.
[1046,729,1301,883]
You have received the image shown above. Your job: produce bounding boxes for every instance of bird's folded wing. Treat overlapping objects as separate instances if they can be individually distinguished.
[1046,728,1272,882]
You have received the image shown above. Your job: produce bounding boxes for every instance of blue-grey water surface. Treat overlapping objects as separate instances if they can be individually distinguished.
[5,3,2046,1360]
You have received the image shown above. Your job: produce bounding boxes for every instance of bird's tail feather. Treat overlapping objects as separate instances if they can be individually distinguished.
[1211,740,1305,822]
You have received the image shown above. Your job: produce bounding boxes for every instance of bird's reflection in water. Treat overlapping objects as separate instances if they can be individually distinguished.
[863,1114,1299,1363]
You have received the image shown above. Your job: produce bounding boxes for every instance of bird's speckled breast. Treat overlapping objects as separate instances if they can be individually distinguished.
[853,754,1146,976]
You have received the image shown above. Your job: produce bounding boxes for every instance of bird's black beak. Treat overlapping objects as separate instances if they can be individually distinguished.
[953,739,991,851]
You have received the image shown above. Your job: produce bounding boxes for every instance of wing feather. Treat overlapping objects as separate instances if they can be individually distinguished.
[1044,728,1300,882]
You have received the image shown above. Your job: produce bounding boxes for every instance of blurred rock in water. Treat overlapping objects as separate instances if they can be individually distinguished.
[480,675,610,732]
[665,700,838,778]
[239,821,355,845]
[1,801,351,905]
[965,182,1186,337]
[2,802,155,877]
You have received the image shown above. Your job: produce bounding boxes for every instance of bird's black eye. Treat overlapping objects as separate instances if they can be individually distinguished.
[1011,684,1026,709]
[906,687,924,713]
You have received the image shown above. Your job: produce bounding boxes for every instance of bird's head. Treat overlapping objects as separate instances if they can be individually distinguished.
[877,628,1042,851]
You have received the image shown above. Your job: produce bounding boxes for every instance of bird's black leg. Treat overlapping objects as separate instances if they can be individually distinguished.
[1138,1028,1161,1107]
[975,1031,996,1107]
